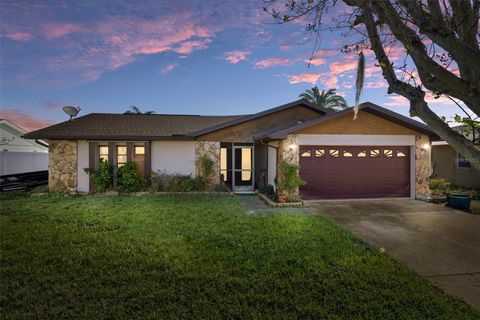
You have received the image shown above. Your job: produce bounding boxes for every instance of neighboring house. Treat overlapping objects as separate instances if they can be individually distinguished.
[0,119,48,175]
[432,126,480,188]
[23,99,436,199]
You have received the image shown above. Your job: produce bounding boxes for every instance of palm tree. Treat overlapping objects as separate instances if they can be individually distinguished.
[299,87,348,111]
[123,106,155,114]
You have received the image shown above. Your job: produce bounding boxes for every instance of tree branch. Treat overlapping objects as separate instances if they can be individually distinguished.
[359,4,480,171]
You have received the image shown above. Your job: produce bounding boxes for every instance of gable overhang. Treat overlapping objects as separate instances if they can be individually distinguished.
[187,99,332,138]
[261,102,438,140]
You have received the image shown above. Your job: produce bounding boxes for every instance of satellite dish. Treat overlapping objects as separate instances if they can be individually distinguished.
[63,106,81,121]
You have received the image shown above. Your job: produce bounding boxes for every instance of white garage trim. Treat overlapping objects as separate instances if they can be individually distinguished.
[296,134,416,146]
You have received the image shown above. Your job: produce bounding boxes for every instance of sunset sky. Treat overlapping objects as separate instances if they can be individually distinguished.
[0,0,461,131]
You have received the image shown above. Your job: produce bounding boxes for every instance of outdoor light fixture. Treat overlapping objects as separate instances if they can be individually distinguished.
[421,143,430,151]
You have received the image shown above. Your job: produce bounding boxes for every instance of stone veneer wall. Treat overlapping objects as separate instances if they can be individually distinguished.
[48,140,78,193]
[415,134,432,197]
[277,134,300,198]
[195,141,220,189]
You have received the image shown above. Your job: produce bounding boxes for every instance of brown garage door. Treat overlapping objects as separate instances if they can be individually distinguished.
[299,146,410,199]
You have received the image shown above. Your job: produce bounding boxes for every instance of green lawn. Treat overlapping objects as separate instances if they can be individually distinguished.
[1,194,478,319]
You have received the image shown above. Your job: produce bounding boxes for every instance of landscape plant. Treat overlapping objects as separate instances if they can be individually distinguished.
[84,159,113,192]
[117,162,145,193]
[277,161,306,201]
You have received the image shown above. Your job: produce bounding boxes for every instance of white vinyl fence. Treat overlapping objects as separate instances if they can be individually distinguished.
[0,151,48,175]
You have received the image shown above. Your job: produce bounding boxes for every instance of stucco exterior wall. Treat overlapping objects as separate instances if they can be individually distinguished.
[195,141,220,188]
[432,145,480,188]
[151,141,196,176]
[77,140,90,193]
[268,141,278,189]
[48,140,78,193]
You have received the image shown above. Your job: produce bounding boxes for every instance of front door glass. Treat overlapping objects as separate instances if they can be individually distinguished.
[233,146,254,192]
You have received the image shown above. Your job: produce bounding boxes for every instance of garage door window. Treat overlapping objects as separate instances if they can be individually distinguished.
[370,149,380,157]
[343,151,353,157]
[301,150,311,157]
[384,149,393,157]
[329,149,339,157]
[315,149,325,157]
[357,150,367,157]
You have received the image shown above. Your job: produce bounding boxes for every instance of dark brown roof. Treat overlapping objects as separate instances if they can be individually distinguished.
[23,113,245,140]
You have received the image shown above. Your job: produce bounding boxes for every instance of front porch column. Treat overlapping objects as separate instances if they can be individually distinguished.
[195,141,220,188]
[277,134,300,198]
[415,134,432,198]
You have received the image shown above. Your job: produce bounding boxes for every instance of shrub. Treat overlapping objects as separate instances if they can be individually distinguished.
[84,159,114,192]
[117,162,144,193]
[471,201,480,215]
[259,184,275,197]
[429,177,451,197]
[278,161,306,196]
[150,171,172,192]
[168,174,204,192]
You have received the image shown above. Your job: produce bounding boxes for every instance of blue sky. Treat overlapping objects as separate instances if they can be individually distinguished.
[0,0,457,131]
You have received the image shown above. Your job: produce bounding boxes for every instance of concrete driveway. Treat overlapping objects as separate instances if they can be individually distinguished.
[306,199,480,309]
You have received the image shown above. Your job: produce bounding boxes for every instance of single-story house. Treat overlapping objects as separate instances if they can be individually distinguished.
[23,99,437,199]
[1,119,48,176]
[432,126,480,188]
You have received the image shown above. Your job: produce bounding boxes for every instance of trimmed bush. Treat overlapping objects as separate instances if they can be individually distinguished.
[429,177,451,197]
[84,159,114,192]
[117,162,144,193]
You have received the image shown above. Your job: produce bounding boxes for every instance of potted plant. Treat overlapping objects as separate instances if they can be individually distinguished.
[278,194,287,203]
[447,193,472,210]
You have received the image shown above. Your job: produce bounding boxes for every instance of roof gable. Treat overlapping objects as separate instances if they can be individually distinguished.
[264,102,436,139]
[188,99,331,137]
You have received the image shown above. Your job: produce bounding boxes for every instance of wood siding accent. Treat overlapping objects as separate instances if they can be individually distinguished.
[88,141,97,191]
[144,141,151,180]
[293,110,419,135]
[198,106,323,142]
[126,142,134,162]
[108,142,115,164]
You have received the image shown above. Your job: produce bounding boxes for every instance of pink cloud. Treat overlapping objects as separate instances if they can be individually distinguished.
[289,73,323,85]
[161,62,178,74]
[224,50,249,64]
[254,57,291,69]
[43,23,83,39]
[330,60,357,73]
[3,32,33,41]
[174,39,211,54]
[320,75,339,88]
[305,58,326,66]
[0,109,54,132]
[280,44,292,51]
